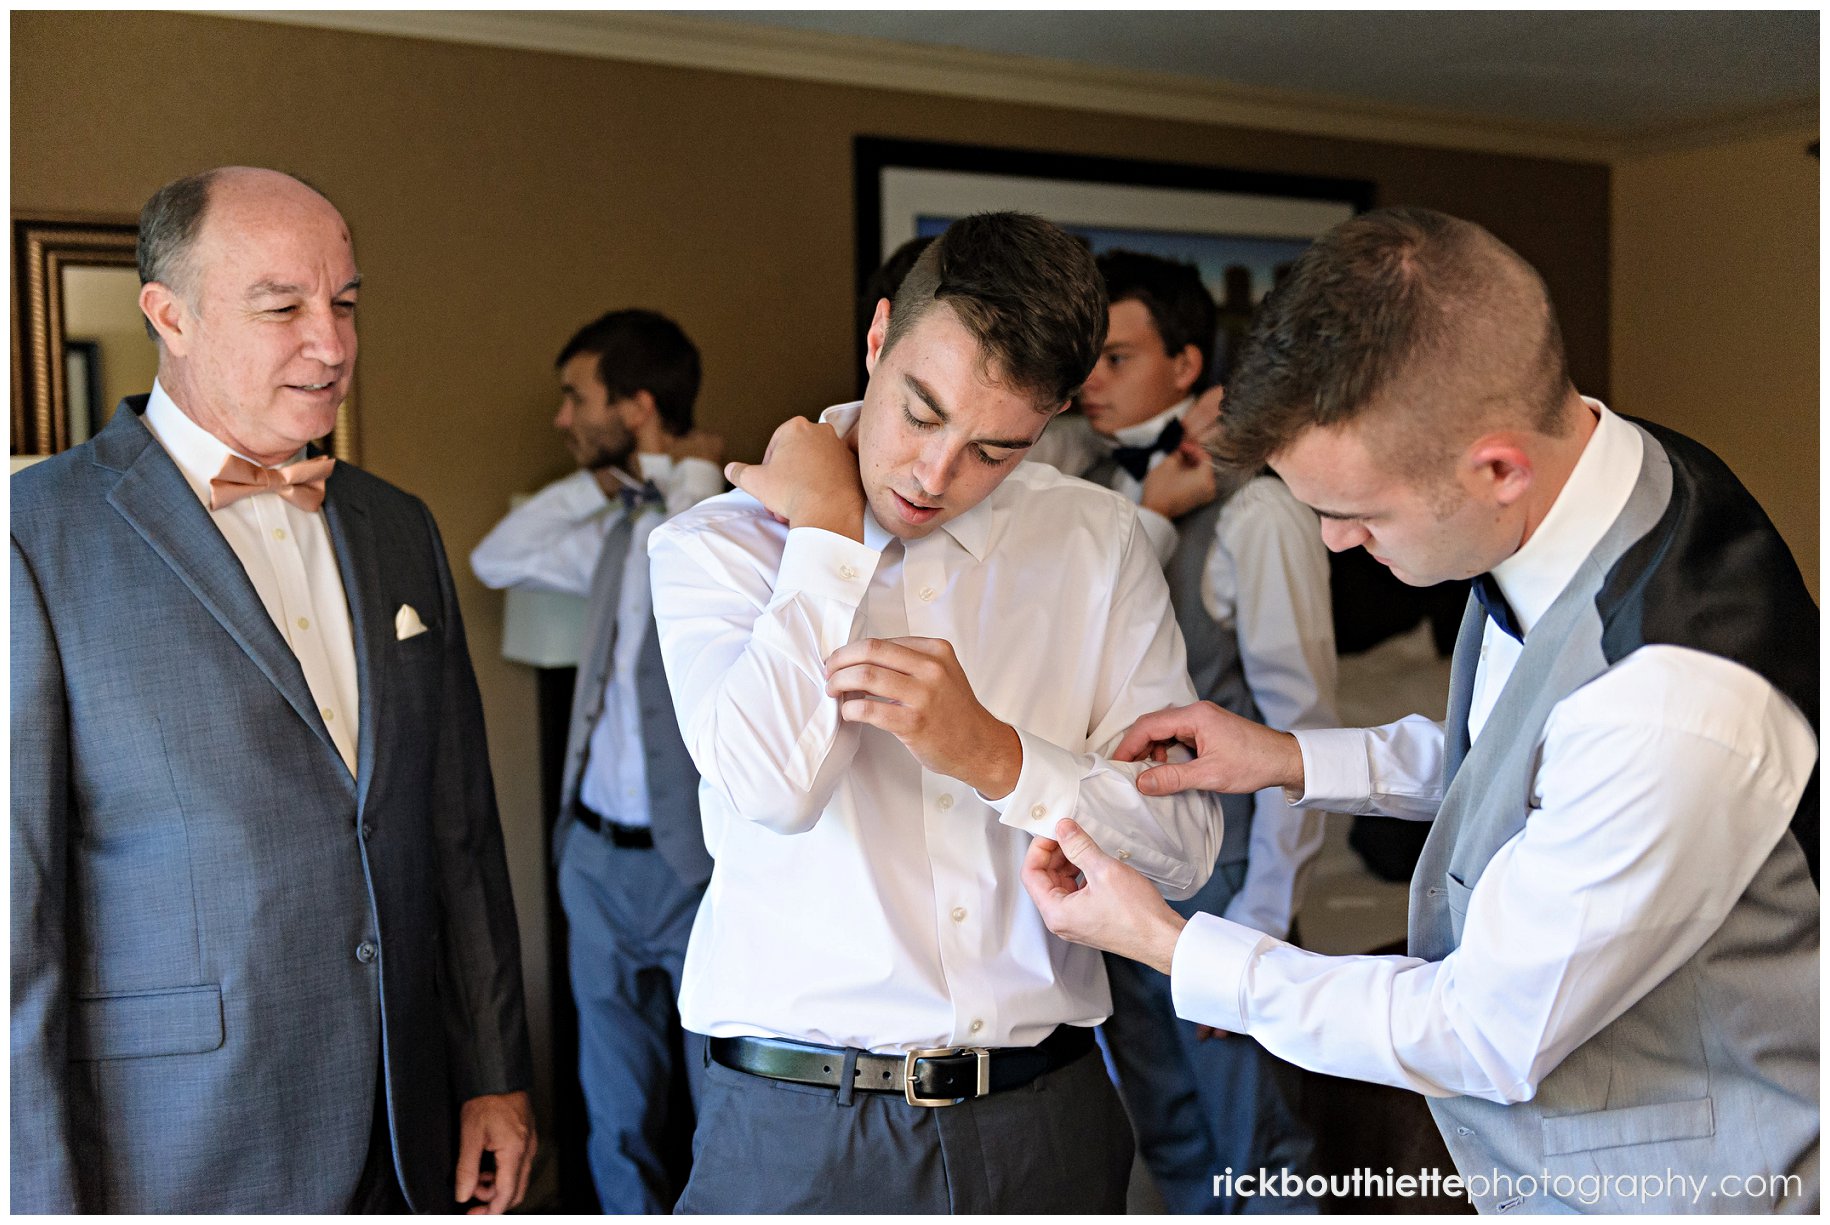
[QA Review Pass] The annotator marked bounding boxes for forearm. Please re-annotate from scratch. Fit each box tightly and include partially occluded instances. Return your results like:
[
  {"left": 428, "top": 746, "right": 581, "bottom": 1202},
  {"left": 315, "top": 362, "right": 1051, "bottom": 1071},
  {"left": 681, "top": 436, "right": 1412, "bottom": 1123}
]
[
  {"left": 1291, "top": 717, "right": 1445, "bottom": 820},
  {"left": 429, "top": 514, "right": 533, "bottom": 1098},
  {"left": 652, "top": 523, "right": 875, "bottom": 835},
  {"left": 469, "top": 471, "right": 612, "bottom": 595}
]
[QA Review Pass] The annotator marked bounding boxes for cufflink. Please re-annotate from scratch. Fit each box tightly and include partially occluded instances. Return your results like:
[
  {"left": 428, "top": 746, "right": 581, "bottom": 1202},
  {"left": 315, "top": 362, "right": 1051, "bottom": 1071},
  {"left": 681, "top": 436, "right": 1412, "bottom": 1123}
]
[{"left": 396, "top": 604, "right": 429, "bottom": 640}]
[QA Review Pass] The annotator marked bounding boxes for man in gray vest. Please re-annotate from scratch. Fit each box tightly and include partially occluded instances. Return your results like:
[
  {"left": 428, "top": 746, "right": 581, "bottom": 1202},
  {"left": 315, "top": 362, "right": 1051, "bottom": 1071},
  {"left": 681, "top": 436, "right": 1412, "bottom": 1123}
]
[
  {"left": 470, "top": 309, "right": 722, "bottom": 1212},
  {"left": 1024, "top": 207, "right": 1818, "bottom": 1213},
  {"left": 1030, "top": 251, "right": 1337, "bottom": 1212}
]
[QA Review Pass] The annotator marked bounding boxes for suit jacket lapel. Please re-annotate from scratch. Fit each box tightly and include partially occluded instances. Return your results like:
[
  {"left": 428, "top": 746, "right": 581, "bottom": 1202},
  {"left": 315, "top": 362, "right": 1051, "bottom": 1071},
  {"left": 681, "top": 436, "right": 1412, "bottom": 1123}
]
[
  {"left": 101, "top": 407, "right": 345, "bottom": 770},
  {"left": 321, "top": 471, "right": 384, "bottom": 813}
]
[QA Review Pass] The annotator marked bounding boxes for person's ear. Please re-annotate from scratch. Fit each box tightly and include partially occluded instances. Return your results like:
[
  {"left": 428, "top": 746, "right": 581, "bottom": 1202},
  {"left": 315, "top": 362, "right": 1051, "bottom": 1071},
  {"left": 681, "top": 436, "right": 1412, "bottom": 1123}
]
[
  {"left": 864, "top": 299, "right": 892, "bottom": 377},
  {"left": 1170, "top": 343, "right": 1204, "bottom": 398},
  {"left": 1463, "top": 432, "right": 1533, "bottom": 508},
  {"left": 140, "top": 282, "right": 192, "bottom": 356},
  {"left": 620, "top": 389, "right": 659, "bottom": 430}
]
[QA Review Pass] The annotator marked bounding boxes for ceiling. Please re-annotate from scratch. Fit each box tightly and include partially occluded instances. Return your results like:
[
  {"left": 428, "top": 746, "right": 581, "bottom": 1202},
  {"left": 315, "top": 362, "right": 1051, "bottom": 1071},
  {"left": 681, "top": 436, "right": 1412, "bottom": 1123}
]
[
  {"left": 697, "top": 10, "right": 1817, "bottom": 141},
  {"left": 232, "top": 9, "right": 1818, "bottom": 160}
]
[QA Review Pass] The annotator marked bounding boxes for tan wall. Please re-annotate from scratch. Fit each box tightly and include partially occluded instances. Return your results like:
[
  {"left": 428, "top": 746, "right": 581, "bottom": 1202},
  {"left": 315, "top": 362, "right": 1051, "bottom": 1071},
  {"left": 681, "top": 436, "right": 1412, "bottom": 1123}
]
[
  {"left": 1612, "top": 129, "right": 1819, "bottom": 595},
  {"left": 12, "top": 9, "right": 1613, "bottom": 1143}
]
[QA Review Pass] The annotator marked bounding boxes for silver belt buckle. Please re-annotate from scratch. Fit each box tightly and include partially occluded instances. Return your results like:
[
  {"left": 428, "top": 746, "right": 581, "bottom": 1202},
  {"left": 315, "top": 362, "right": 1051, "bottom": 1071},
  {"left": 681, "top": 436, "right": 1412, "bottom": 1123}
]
[{"left": 903, "top": 1046, "right": 992, "bottom": 1107}]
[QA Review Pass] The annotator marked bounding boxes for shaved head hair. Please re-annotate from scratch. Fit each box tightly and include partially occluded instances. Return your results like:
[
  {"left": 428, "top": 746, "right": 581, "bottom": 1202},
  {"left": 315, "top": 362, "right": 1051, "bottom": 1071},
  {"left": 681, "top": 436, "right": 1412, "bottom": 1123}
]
[{"left": 1218, "top": 207, "right": 1574, "bottom": 479}]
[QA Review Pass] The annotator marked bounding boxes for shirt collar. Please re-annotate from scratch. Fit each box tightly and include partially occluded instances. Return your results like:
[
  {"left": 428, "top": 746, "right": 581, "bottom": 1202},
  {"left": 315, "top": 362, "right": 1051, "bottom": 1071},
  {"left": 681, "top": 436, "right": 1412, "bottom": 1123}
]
[
  {"left": 1108, "top": 396, "right": 1194, "bottom": 449},
  {"left": 818, "top": 401, "right": 995, "bottom": 562},
  {"left": 142, "top": 379, "right": 307, "bottom": 508},
  {"left": 1490, "top": 397, "right": 1642, "bottom": 635}
]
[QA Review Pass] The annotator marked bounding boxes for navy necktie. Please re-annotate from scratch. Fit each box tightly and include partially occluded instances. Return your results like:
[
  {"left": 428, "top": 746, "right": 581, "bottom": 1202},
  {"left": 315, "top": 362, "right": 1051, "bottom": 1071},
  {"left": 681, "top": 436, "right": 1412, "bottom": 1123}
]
[
  {"left": 1471, "top": 572, "right": 1524, "bottom": 642},
  {"left": 1109, "top": 418, "right": 1185, "bottom": 481},
  {"left": 618, "top": 479, "right": 664, "bottom": 514}
]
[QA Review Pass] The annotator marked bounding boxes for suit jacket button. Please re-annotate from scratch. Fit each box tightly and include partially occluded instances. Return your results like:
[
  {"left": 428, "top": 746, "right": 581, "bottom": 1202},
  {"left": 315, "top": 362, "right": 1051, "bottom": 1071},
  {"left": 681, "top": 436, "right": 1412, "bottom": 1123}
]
[{"left": 356, "top": 941, "right": 378, "bottom": 963}]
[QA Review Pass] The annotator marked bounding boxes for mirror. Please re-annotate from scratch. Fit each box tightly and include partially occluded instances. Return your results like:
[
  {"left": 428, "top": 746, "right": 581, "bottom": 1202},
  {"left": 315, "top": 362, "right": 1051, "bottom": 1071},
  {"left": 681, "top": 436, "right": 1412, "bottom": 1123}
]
[{"left": 12, "top": 214, "right": 359, "bottom": 461}]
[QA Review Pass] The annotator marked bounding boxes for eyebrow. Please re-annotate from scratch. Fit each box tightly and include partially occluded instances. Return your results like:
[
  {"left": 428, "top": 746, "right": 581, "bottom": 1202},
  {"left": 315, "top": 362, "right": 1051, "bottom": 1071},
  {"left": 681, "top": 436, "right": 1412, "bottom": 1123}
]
[
  {"left": 904, "top": 374, "right": 1041, "bottom": 451},
  {"left": 247, "top": 274, "right": 363, "bottom": 299}
]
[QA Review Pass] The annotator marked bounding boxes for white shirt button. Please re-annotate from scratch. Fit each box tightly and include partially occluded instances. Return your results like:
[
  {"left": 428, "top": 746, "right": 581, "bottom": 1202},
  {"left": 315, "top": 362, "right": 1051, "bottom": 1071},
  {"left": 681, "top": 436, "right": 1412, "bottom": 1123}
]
[
  {"left": 1116, "top": 849, "right": 1131, "bottom": 862},
  {"left": 839, "top": 563, "right": 857, "bottom": 580},
  {"left": 950, "top": 907, "right": 967, "bottom": 923},
  {"left": 297, "top": 617, "right": 310, "bottom": 631},
  {"left": 936, "top": 793, "right": 954, "bottom": 811},
  {"left": 322, "top": 707, "right": 335, "bottom": 722},
  {"left": 273, "top": 527, "right": 287, "bottom": 541},
  {"left": 919, "top": 586, "right": 936, "bottom": 602},
  {"left": 969, "top": 1019, "right": 984, "bottom": 1034},
  {"left": 1030, "top": 804, "right": 1047, "bottom": 820}
]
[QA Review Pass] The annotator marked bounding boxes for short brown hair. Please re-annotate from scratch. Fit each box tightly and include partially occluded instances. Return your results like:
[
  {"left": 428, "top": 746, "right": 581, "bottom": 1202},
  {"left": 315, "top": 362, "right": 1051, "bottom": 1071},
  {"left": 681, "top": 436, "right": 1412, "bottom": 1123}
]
[
  {"left": 1218, "top": 207, "right": 1571, "bottom": 473},
  {"left": 882, "top": 212, "right": 1106, "bottom": 409}
]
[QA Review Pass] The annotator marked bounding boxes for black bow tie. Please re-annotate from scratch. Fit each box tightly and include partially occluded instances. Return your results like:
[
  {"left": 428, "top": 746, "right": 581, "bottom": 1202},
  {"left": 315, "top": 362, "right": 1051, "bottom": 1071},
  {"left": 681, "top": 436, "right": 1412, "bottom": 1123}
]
[
  {"left": 618, "top": 480, "right": 664, "bottom": 513},
  {"left": 1109, "top": 418, "right": 1185, "bottom": 482},
  {"left": 1471, "top": 572, "right": 1524, "bottom": 642}
]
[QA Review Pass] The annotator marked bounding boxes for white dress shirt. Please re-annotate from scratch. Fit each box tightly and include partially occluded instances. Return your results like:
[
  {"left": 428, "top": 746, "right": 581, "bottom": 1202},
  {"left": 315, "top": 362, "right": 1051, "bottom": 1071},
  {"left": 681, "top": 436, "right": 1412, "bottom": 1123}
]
[
  {"left": 649, "top": 402, "right": 1225, "bottom": 1054},
  {"left": 470, "top": 455, "right": 723, "bottom": 827},
  {"left": 1169, "top": 401, "right": 1817, "bottom": 1103},
  {"left": 143, "top": 381, "right": 361, "bottom": 776},
  {"left": 1200, "top": 476, "right": 1338, "bottom": 939}
]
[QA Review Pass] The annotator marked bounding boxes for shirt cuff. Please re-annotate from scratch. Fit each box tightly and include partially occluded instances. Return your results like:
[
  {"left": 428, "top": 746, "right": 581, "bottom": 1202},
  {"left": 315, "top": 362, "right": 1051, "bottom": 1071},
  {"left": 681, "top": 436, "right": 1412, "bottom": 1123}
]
[
  {"left": 1170, "top": 911, "right": 1272, "bottom": 1033},
  {"left": 1134, "top": 506, "right": 1178, "bottom": 568},
  {"left": 980, "top": 726, "right": 1080, "bottom": 837},
  {"left": 1287, "top": 726, "right": 1373, "bottom": 810},
  {"left": 771, "top": 527, "right": 881, "bottom": 609}
]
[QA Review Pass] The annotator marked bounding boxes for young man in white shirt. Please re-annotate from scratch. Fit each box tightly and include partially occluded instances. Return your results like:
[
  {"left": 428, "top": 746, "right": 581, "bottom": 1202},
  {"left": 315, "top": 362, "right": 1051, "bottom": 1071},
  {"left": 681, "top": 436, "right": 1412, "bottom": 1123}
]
[
  {"left": 470, "top": 310, "right": 722, "bottom": 1213},
  {"left": 1028, "top": 251, "right": 1337, "bottom": 1213},
  {"left": 1026, "top": 207, "right": 1819, "bottom": 1213},
  {"left": 648, "top": 212, "right": 1228, "bottom": 1213}
]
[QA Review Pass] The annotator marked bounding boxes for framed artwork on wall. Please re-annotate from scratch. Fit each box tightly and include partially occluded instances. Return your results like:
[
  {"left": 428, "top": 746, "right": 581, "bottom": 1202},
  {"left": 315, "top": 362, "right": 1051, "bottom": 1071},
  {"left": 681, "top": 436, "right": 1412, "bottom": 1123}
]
[{"left": 853, "top": 137, "right": 1374, "bottom": 389}]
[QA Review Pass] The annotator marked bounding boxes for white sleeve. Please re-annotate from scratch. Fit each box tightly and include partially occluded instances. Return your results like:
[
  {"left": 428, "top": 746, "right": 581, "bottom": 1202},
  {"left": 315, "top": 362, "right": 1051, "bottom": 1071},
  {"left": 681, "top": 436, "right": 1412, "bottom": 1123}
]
[
  {"left": 1208, "top": 480, "right": 1339, "bottom": 938},
  {"left": 1291, "top": 717, "right": 1447, "bottom": 821},
  {"left": 981, "top": 514, "right": 1227, "bottom": 901},
  {"left": 1172, "top": 649, "right": 1816, "bottom": 1103},
  {"left": 648, "top": 504, "right": 881, "bottom": 841},
  {"left": 468, "top": 470, "right": 613, "bottom": 596}
]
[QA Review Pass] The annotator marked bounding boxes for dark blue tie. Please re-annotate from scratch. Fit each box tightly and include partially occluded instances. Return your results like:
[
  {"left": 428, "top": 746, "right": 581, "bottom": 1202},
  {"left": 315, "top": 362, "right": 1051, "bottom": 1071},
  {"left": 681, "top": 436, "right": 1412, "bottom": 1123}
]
[
  {"left": 1471, "top": 572, "right": 1524, "bottom": 642},
  {"left": 1109, "top": 418, "right": 1185, "bottom": 481},
  {"left": 618, "top": 479, "right": 664, "bottom": 514}
]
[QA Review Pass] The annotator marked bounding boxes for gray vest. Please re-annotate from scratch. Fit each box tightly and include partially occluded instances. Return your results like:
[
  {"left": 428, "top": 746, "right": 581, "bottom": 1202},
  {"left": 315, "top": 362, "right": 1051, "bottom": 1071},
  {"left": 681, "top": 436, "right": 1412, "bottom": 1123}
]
[
  {"left": 556, "top": 511, "right": 713, "bottom": 889},
  {"left": 1412, "top": 423, "right": 1819, "bottom": 1213},
  {"left": 1162, "top": 493, "right": 1257, "bottom": 866}
]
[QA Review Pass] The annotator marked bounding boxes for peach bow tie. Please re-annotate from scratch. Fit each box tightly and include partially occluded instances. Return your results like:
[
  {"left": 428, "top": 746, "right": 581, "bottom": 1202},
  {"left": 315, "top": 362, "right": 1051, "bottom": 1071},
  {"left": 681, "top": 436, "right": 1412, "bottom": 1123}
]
[{"left": 209, "top": 454, "right": 336, "bottom": 512}]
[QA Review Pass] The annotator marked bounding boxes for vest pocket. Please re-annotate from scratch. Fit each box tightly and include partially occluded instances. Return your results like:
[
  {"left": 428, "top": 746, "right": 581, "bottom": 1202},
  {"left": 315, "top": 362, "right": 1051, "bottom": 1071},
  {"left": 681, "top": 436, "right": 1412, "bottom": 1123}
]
[
  {"left": 69, "top": 983, "right": 224, "bottom": 1061},
  {"left": 1540, "top": 1095, "right": 1715, "bottom": 1156},
  {"left": 1444, "top": 873, "right": 1473, "bottom": 944}
]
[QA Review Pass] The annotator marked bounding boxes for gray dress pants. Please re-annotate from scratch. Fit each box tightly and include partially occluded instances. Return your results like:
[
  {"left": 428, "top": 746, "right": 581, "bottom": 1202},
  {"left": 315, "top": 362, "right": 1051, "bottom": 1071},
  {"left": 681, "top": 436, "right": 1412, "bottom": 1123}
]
[{"left": 675, "top": 1038, "right": 1134, "bottom": 1214}]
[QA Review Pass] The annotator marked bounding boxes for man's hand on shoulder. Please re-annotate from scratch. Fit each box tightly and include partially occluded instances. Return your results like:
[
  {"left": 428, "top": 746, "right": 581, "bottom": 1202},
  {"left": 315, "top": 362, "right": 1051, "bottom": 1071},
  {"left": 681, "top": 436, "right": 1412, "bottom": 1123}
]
[
  {"left": 725, "top": 416, "right": 865, "bottom": 540},
  {"left": 825, "top": 636, "right": 1023, "bottom": 798},
  {"left": 1115, "top": 701, "right": 1305, "bottom": 798},
  {"left": 454, "top": 1090, "right": 536, "bottom": 1215}
]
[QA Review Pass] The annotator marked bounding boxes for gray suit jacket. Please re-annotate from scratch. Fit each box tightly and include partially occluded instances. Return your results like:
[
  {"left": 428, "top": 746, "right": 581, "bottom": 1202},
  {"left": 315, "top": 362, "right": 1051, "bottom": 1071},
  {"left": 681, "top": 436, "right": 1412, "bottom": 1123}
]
[{"left": 10, "top": 399, "right": 533, "bottom": 1212}]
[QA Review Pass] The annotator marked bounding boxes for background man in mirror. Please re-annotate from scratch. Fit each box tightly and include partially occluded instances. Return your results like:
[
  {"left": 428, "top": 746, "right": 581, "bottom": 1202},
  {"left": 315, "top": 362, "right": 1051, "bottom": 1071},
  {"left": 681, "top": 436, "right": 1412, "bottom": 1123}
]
[
  {"left": 12, "top": 166, "right": 535, "bottom": 1213},
  {"left": 1027, "top": 206, "right": 1819, "bottom": 1214},
  {"left": 471, "top": 308, "right": 722, "bottom": 1212}
]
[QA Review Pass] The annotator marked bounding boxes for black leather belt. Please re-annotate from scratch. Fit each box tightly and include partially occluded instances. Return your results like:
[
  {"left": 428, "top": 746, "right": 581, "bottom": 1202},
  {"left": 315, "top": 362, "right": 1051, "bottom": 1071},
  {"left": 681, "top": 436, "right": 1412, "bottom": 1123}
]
[
  {"left": 572, "top": 800, "right": 653, "bottom": 849},
  {"left": 709, "top": 1023, "right": 1094, "bottom": 1107}
]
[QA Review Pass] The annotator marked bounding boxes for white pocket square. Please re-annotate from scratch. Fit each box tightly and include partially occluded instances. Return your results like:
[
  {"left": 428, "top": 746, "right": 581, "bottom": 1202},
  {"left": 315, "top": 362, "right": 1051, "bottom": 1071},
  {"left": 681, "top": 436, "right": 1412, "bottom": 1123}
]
[{"left": 395, "top": 604, "right": 429, "bottom": 640}]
